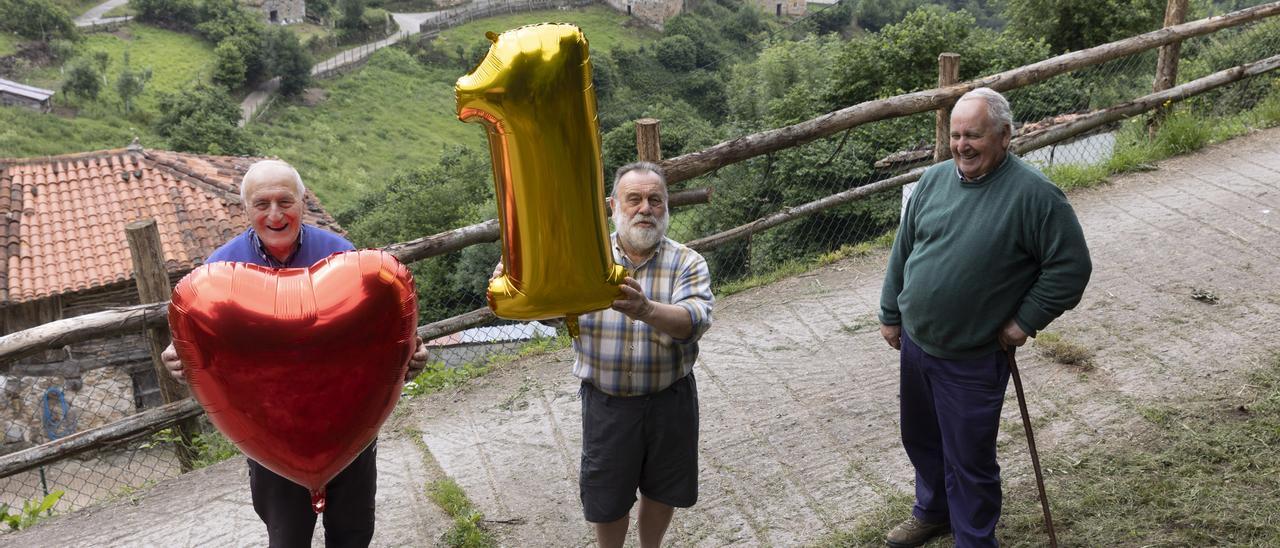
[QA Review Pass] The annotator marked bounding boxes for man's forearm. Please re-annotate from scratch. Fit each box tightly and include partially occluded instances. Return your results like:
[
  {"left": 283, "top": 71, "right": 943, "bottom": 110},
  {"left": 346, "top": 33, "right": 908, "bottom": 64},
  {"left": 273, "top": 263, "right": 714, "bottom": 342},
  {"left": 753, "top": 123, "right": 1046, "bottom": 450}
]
[{"left": 641, "top": 302, "right": 694, "bottom": 340}]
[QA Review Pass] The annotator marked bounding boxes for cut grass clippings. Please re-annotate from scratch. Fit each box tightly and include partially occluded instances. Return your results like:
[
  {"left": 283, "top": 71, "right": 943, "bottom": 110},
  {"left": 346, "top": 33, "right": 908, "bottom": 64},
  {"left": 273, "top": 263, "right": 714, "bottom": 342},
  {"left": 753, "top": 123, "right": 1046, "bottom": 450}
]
[
  {"left": 1033, "top": 332, "right": 1095, "bottom": 369},
  {"left": 815, "top": 354, "right": 1280, "bottom": 547},
  {"left": 428, "top": 477, "right": 496, "bottom": 548}
]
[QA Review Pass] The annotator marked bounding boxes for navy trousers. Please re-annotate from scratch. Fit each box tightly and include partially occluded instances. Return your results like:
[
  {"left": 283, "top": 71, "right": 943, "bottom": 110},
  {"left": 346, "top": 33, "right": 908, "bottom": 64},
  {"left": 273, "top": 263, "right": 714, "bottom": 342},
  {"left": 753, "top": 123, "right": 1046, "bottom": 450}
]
[
  {"left": 900, "top": 332, "right": 1011, "bottom": 547},
  {"left": 248, "top": 442, "right": 378, "bottom": 548}
]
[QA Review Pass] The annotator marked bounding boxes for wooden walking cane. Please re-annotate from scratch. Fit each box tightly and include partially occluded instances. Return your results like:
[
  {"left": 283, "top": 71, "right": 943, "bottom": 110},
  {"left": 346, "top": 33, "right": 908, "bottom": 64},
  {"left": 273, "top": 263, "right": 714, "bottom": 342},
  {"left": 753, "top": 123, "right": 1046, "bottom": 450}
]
[{"left": 1005, "top": 346, "right": 1059, "bottom": 548}]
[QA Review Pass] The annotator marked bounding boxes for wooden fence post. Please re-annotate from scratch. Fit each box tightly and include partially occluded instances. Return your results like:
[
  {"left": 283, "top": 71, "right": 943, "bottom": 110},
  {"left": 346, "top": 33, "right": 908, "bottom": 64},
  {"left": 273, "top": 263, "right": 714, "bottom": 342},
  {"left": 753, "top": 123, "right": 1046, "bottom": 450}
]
[
  {"left": 905, "top": 52, "right": 960, "bottom": 219},
  {"left": 935, "top": 52, "right": 961, "bottom": 161},
  {"left": 1150, "top": 0, "right": 1190, "bottom": 137},
  {"left": 636, "top": 118, "right": 662, "bottom": 163},
  {"left": 125, "top": 219, "right": 196, "bottom": 472}
]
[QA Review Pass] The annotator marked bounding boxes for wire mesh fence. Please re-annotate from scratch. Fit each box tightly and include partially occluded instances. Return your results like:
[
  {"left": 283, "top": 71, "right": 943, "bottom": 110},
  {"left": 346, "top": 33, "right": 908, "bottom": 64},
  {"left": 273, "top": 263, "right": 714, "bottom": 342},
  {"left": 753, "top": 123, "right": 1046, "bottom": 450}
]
[
  {"left": 4, "top": 5, "right": 1280, "bottom": 534},
  {"left": 0, "top": 330, "right": 187, "bottom": 519}
]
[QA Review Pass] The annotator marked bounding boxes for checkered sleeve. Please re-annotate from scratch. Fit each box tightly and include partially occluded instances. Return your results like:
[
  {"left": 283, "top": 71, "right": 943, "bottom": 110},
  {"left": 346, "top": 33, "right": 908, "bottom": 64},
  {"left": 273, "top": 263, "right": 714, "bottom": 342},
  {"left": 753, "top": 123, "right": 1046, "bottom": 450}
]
[{"left": 671, "top": 250, "right": 714, "bottom": 344}]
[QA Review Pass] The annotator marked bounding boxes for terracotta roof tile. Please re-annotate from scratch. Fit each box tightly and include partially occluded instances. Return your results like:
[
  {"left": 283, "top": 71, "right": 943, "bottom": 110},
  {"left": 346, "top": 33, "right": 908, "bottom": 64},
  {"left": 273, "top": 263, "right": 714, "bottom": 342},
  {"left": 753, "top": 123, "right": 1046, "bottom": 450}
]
[{"left": 0, "top": 148, "right": 344, "bottom": 305}]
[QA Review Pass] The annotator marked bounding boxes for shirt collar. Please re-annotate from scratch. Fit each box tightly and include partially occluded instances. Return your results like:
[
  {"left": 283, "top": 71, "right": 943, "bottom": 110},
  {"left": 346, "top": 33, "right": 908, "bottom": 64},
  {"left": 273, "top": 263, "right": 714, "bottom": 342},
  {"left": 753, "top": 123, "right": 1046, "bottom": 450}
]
[
  {"left": 251, "top": 224, "right": 306, "bottom": 268},
  {"left": 955, "top": 153, "right": 1010, "bottom": 183},
  {"left": 611, "top": 232, "right": 665, "bottom": 270}
]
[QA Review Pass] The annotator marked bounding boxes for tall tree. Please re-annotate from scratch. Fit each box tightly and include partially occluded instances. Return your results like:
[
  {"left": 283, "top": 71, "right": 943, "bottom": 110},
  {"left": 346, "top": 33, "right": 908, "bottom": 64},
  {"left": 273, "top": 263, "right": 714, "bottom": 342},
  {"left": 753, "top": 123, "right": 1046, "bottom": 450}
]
[
  {"left": 63, "top": 60, "right": 102, "bottom": 101},
  {"left": 1002, "top": 0, "right": 1165, "bottom": 53},
  {"left": 116, "top": 51, "right": 152, "bottom": 115}
]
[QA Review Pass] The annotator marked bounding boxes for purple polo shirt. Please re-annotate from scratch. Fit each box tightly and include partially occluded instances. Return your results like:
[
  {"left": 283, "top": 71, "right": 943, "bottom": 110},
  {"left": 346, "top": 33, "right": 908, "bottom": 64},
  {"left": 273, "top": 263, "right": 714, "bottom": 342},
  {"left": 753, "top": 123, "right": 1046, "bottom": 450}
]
[{"left": 205, "top": 224, "right": 354, "bottom": 268}]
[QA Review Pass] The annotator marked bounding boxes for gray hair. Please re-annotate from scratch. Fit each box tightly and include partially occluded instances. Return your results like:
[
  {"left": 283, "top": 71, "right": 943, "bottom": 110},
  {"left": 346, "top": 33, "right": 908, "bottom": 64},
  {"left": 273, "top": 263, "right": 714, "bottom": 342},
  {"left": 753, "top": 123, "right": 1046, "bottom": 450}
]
[
  {"left": 611, "top": 161, "right": 668, "bottom": 200},
  {"left": 957, "top": 87, "right": 1014, "bottom": 137},
  {"left": 240, "top": 160, "right": 306, "bottom": 204}
]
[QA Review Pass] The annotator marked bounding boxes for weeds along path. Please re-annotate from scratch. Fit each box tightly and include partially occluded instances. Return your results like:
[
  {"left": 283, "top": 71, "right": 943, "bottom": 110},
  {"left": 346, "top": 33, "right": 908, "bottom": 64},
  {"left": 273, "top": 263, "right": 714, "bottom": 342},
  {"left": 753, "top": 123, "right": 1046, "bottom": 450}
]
[
  {"left": 5, "top": 127, "right": 1278, "bottom": 546},
  {"left": 404, "top": 125, "right": 1280, "bottom": 546}
]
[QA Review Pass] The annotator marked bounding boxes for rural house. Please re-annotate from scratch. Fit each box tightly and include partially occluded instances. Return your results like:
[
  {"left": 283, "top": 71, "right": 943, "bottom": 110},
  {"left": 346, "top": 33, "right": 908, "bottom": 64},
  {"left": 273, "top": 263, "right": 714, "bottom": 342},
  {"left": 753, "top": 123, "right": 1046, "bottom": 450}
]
[
  {"left": 0, "top": 78, "right": 54, "bottom": 113},
  {"left": 0, "top": 143, "right": 342, "bottom": 455}
]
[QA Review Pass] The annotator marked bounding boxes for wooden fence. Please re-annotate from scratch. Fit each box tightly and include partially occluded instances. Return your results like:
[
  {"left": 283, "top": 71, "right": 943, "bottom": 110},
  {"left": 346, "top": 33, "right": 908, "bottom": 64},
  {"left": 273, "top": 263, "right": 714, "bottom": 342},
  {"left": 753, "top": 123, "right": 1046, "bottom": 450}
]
[{"left": 2, "top": 0, "right": 1279, "bottom": 489}]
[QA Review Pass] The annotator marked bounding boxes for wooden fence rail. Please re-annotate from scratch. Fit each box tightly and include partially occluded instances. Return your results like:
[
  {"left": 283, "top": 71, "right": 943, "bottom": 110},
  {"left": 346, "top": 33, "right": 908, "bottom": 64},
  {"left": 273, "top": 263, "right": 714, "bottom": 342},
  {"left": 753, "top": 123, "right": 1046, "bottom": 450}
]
[
  {"left": 659, "top": 1, "right": 1280, "bottom": 185},
  {"left": 0, "top": 188, "right": 711, "bottom": 370}
]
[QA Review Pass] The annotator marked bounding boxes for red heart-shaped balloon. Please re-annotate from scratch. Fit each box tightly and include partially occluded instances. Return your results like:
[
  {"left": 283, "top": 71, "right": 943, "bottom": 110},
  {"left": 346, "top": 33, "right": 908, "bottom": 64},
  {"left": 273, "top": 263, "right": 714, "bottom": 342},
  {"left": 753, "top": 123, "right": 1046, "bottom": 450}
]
[{"left": 169, "top": 250, "right": 417, "bottom": 511}]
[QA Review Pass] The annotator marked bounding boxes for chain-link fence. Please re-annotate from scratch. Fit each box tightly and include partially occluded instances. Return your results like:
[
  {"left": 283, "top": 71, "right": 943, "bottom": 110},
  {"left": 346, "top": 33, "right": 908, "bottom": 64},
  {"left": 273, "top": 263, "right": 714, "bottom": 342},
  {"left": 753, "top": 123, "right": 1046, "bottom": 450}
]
[
  {"left": 1, "top": 330, "right": 187, "bottom": 519},
  {"left": 4, "top": 3, "right": 1280, "bottom": 534}
]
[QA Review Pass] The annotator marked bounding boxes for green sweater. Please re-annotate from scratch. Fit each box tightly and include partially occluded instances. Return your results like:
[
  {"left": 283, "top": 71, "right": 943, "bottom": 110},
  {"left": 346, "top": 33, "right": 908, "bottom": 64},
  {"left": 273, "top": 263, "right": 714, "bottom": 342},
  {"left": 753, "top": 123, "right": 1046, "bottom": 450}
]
[{"left": 879, "top": 155, "right": 1092, "bottom": 359}]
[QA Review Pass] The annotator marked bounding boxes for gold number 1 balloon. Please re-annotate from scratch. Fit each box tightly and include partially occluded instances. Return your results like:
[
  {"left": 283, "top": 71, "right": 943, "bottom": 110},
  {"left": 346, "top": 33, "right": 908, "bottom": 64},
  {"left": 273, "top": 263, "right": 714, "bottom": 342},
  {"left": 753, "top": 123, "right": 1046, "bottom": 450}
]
[{"left": 457, "top": 23, "right": 626, "bottom": 328}]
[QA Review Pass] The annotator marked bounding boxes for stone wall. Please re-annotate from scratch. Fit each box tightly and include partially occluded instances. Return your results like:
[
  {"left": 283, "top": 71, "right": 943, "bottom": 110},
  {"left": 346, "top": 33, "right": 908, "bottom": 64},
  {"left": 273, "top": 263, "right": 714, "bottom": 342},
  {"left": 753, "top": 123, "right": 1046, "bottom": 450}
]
[
  {"left": 599, "top": 0, "right": 682, "bottom": 29},
  {"left": 753, "top": 0, "right": 805, "bottom": 17}
]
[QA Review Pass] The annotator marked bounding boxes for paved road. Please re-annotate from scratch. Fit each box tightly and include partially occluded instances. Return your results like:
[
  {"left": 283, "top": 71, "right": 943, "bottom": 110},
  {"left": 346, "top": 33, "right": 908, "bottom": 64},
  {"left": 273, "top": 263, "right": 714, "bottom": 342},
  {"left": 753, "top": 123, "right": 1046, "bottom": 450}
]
[
  {"left": 240, "top": 12, "right": 441, "bottom": 125},
  {"left": 5, "top": 127, "right": 1279, "bottom": 546},
  {"left": 74, "top": 0, "right": 130, "bottom": 27}
]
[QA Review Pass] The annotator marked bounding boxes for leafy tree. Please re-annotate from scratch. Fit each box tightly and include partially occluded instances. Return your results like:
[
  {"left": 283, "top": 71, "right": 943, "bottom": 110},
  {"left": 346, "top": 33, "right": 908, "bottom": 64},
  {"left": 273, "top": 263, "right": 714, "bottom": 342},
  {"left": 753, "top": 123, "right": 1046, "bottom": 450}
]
[
  {"left": 264, "top": 26, "right": 313, "bottom": 96},
  {"left": 591, "top": 51, "right": 617, "bottom": 101},
  {"left": 855, "top": 0, "right": 930, "bottom": 32},
  {"left": 802, "top": 0, "right": 854, "bottom": 36},
  {"left": 338, "top": 0, "right": 368, "bottom": 35},
  {"left": 212, "top": 40, "right": 248, "bottom": 89},
  {"left": 1002, "top": 0, "right": 1165, "bottom": 53},
  {"left": 116, "top": 51, "right": 151, "bottom": 115},
  {"left": 130, "top": 0, "right": 198, "bottom": 28},
  {"left": 196, "top": 0, "right": 265, "bottom": 43},
  {"left": 226, "top": 34, "right": 270, "bottom": 84},
  {"left": 62, "top": 60, "right": 102, "bottom": 101},
  {"left": 156, "top": 84, "right": 257, "bottom": 155},
  {"left": 655, "top": 35, "right": 698, "bottom": 72},
  {"left": 341, "top": 147, "right": 495, "bottom": 321},
  {"left": 92, "top": 51, "right": 111, "bottom": 83},
  {"left": 0, "top": 0, "right": 77, "bottom": 40},
  {"left": 306, "top": 0, "right": 333, "bottom": 19}
]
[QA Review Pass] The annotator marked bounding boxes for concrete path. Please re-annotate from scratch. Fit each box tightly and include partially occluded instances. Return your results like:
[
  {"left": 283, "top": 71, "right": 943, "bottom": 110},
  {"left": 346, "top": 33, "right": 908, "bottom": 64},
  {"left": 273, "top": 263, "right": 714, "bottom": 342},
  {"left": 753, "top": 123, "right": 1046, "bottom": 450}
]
[
  {"left": 5, "top": 127, "right": 1279, "bottom": 546},
  {"left": 240, "top": 11, "right": 440, "bottom": 125},
  {"left": 74, "top": 0, "right": 130, "bottom": 27}
]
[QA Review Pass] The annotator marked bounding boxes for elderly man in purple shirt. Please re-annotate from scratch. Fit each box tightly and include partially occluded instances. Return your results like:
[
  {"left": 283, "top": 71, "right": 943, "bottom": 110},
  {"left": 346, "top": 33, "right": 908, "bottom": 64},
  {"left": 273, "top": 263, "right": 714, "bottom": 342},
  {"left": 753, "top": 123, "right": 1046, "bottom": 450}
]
[{"left": 162, "top": 160, "right": 428, "bottom": 547}]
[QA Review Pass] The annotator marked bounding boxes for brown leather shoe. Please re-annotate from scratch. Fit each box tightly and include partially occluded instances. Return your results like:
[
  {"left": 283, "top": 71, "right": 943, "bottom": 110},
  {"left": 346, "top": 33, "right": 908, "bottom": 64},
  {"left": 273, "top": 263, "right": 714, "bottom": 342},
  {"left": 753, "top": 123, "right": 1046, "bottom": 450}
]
[{"left": 885, "top": 515, "right": 950, "bottom": 547}]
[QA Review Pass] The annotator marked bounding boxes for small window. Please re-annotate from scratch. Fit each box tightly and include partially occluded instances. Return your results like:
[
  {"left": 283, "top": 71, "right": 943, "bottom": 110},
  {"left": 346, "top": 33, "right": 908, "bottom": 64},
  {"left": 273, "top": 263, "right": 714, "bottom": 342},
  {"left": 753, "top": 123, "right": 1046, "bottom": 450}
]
[
  {"left": 270, "top": 9, "right": 279, "bottom": 22},
  {"left": 776, "top": 3, "right": 782, "bottom": 16}
]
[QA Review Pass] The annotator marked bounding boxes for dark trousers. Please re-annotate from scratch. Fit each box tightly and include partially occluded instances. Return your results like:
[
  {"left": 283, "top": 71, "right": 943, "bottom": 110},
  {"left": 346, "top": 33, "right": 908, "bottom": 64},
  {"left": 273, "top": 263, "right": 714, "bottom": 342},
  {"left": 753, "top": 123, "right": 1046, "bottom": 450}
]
[
  {"left": 900, "top": 332, "right": 1010, "bottom": 548},
  {"left": 248, "top": 442, "right": 378, "bottom": 548}
]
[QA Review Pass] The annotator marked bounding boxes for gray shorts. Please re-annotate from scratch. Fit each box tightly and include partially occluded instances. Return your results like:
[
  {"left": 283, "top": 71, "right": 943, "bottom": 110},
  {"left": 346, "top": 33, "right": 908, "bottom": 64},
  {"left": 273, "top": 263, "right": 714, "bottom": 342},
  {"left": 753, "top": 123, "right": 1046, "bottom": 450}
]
[{"left": 578, "top": 373, "right": 699, "bottom": 523}]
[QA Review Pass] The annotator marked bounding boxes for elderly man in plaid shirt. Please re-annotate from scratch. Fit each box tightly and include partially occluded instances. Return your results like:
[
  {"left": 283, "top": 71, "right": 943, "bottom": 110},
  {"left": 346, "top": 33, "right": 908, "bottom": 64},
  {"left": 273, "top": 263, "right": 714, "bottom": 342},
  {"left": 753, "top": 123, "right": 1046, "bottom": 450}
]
[{"left": 575, "top": 161, "right": 713, "bottom": 548}]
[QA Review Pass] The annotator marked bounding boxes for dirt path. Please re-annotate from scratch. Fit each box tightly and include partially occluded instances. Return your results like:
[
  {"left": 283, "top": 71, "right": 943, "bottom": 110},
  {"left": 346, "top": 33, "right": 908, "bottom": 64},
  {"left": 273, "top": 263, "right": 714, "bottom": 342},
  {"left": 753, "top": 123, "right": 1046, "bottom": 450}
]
[
  {"left": 404, "top": 126, "right": 1280, "bottom": 546},
  {"left": 5, "top": 127, "right": 1278, "bottom": 546}
]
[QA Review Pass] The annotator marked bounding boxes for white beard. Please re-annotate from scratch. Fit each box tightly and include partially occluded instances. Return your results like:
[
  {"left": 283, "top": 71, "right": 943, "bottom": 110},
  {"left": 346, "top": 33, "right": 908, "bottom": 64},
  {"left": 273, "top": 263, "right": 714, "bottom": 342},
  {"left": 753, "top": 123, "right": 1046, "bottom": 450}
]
[{"left": 613, "top": 208, "right": 668, "bottom": 254}]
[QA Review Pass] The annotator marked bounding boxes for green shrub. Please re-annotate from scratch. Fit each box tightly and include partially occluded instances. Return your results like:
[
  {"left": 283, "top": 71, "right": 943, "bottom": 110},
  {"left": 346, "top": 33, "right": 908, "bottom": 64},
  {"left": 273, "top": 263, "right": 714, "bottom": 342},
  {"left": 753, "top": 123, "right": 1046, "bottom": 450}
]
[{"left": 156, "top": 83, "right": 257, "bottom": 154}]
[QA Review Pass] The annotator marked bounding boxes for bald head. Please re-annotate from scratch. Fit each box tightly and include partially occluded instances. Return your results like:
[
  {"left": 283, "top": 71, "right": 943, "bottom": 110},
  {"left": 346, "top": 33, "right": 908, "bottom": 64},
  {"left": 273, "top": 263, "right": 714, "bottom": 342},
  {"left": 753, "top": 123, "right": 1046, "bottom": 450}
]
[{"left": 241, "top": 160, "right": 306, "bottom": 205}]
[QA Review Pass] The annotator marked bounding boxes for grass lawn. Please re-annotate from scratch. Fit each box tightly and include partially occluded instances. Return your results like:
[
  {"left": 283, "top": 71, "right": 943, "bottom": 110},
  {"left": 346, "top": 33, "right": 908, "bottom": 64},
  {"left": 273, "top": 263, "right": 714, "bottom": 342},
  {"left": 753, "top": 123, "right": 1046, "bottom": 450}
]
[
  {"left": 16, "top": 24, "right": 214, "bottom": 107},
  {"left": 431, "top": 4, "right": 657, "bottom": 56},
  {"left": 75, "top": 24, "right": 216, "bottom": 113},
  {"left": 252, "top": 47, "right": 486, "bottom": 210},
  {"left": 0, "top": 105, "right": 159, "bottom": 157},
  {"left": 0, "top": 23, "right": 211, "bottom": 158},
  {"left": 0, "top": 32, "right": 18, "bottom": 57}
]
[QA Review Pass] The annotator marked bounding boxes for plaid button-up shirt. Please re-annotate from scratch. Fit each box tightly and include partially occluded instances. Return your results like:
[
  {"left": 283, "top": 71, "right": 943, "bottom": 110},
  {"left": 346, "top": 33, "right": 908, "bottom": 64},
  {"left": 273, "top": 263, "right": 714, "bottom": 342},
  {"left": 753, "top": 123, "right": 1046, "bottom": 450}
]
[{"left": 572, "top": 234, "right": 714, "bottom": 396}]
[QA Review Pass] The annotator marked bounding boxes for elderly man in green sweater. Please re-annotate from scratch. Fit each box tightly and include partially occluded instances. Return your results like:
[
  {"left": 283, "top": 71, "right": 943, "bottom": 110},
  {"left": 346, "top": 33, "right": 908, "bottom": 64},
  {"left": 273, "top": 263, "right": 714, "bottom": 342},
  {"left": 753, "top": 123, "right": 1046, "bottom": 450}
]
[{"left": 878, "top": 87, "right": 1092, "bottom": 547}]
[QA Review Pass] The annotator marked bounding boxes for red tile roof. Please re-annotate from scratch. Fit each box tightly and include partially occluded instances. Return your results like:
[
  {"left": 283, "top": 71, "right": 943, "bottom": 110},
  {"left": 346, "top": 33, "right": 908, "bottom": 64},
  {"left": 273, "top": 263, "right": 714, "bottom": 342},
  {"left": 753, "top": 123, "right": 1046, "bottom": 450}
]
[{"left": 0, "top": 147, "right": 343, "bottom": 305}]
